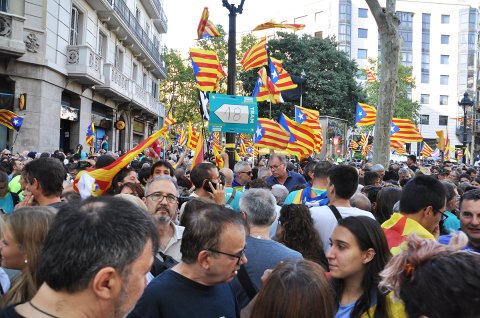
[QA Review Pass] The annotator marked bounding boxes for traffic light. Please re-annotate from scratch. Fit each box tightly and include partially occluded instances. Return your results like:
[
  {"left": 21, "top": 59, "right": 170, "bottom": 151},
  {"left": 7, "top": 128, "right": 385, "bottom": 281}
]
[{"left": 436, "top": 130, "right": 445, "bottom": 151}]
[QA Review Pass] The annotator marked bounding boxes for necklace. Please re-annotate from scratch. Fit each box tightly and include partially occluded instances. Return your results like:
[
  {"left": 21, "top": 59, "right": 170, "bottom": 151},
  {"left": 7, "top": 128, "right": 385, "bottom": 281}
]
[{"left": 29, "top": 301, "right": 59, "bottom": 318}]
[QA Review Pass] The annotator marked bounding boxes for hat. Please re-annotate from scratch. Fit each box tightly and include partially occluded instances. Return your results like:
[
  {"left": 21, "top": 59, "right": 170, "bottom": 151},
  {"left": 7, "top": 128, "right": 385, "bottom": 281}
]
[{"left": 27, "top": 151, "right": 37, "bottom": 159}]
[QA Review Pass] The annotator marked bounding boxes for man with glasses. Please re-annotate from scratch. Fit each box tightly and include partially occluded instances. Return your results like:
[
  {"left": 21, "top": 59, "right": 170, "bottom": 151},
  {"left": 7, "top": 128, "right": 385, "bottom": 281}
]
[
  {"left": 265, "top": 154, "right": 307, "bottom": 191},
  {"left": 439, "top": 188, "right": 480, "bottom": 253},
  {"left": 143, "top": 175, "right": 184, "bottom": 262},
  {"left": 232, "top": 161, "right": 253, "bottom": 190},
  {"left": 128, "top": 204, "right": 247, "bottom": 318},
  {"left": 382, "top": 175, "right": 447, "bottom": 255}
]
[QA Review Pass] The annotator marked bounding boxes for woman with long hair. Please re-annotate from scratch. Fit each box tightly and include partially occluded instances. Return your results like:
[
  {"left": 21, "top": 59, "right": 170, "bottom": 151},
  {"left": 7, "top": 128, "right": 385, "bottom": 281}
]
[
  {"left": 276, "top": 204, "right": 328, "bottom": 270},
  {"left": 0, "top": 206, "right": 55, "bottom": 307},
  {"left": 248, "top": 259, "right": 334, "bottom": 318},
  {"left": 327, "top": 216, "right": 403, "bottom": 318},
  {"left": 375, "top": 187, "right": 402, "bottom": 224}
]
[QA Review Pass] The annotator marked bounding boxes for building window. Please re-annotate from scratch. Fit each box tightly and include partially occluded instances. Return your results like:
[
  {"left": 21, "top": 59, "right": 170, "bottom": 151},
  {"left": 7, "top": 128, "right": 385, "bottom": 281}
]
[
  {"left": 440, "top": 55, "right": 449, "bottom": 65},
  {"left": 440, "top": 75, "right": 449, "bottom": 85},
  {"left": 70, "top": 6, "right": 80, "bottom": 45},
  {"left": 421, "top": 94, "right": 430, "bottom": 104},
  {"left": 135, "top": 7, "right": 141, "bottom": 22},
  {"left": 440, "top": 95, "right": 449, "bottom": 105},
  {"left": 0, "top": 0, "right": 9, "bottom": 12},
  {"left": 114, "top": 45, "right": 124, "bottom": 71},
  {"left": 143, "top": 73, "right": 148, "bottom": 90},
  {"left": 98, "top": 32, "right": 107, "bottom": 58},
  {"left": 358, "top": 28, "right": 368, "bottom": 38},
  {"left": 441, "top": 34, "right": 450, "bottom": 44},
  {"left": 356, "top": 70, "right": 367, "bottom": 80},
  {"left": 421, "top": 73, "right": 429, "bottom": 84},
  {"left": 132, "top": 63, "right": 138, "bottom": 83},
  {"left": 441, "top": 15, "right": 450, "bottom": 24},
  {"left": 151, "top": 80, "right": 158, "bottom": 98},
  {"left": 358, "top": 8, "right": 368, "bottom": 18},
  {"left": 357, "top": 49, "right": 367, "bottom": 59},
  {"left": 439, "top": 115, "right": 448, "bottom": 126},
  {"left": 420, "top": 115, "right": 430, "bottom": 125}
]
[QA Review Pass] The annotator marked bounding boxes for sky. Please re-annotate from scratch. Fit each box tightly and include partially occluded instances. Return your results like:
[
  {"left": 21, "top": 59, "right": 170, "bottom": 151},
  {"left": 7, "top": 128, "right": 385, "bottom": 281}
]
[{"left": 163, "top": 0, "right": 324, "bottom": 56}]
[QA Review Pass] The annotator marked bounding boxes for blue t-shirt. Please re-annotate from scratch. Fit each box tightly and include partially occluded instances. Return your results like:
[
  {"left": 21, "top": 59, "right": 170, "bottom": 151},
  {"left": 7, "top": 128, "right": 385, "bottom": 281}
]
[
  {"left": 265, "top": 171, "right": 307, "bottom": 192},
  {"left": 128, "top": 269, "right": 239, "bottom": 318},
  {"left": 336, "top": 301, "right": 356, "bottom": 318},
  {"left": 443, "top": 210, "right": 460, "bottom": 232},
  {"left": 230, "top": 236, "right": 303, "bottom": 308}
]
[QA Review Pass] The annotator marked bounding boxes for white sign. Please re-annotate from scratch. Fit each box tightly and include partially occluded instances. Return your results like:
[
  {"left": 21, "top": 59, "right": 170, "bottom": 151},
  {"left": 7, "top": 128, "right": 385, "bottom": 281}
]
[{"left": 213, "top": 104, "right": 249, "bottom": 124}]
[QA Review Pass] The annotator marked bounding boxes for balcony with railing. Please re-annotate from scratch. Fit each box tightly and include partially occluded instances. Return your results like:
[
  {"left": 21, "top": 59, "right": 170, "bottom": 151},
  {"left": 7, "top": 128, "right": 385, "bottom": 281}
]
[
  {"left": 131, "top": 82, "right": 163, "bottom": 116},
  {"left": 66, "top": 45, "right": 104, "bottom": 86},
  {"left": 96, "top": 63, "right": 131, "bottom": 101},
  {"left": 140, "top": 0, "right": 168, "bottom": 33},
  {"left": 0, "top": 11, "right": 26, "bottom": 57},
  {"left": 98, "top": 0, "right": 167, "bottom": 79}
]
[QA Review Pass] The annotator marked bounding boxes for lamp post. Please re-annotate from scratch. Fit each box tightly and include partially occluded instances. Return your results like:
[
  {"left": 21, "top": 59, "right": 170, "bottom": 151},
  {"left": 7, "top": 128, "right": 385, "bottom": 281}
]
[
  {"left": 222, "top": 0, "right": 245, "bottom": 168},
  {"left": 458, "top": 92, "right": 474, "bottom": 164}
]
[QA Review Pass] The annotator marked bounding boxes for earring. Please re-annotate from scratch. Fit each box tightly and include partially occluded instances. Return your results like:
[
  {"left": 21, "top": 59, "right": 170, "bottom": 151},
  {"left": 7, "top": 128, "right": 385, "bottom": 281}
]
[{"left": 24, "top": 259, "right": 28, "bottom": 264}]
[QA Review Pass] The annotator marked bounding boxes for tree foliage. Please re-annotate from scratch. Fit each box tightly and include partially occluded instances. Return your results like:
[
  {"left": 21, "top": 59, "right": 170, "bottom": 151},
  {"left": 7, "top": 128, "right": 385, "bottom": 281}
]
[
  {"left": 238, "top": 32, "right": 365, "bottom": 123},
  {"left": 363, "top": 58, "right": 420, "bottom": 123}
]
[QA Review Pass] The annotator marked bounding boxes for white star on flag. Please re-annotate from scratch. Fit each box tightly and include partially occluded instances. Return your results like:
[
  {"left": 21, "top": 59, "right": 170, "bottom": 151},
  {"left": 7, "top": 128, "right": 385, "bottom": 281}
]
[
  {"left": 13, "top": 119, "right": 18, "bottom": 125},
  {"left": 297, "top": 113, "right": 304, "bottom": 121},
  {"left": 270, "top": 69, "right": 278, "bottom": 80},
  {"left": 256, "top": 127, "right": 263, "bottom": 137}
]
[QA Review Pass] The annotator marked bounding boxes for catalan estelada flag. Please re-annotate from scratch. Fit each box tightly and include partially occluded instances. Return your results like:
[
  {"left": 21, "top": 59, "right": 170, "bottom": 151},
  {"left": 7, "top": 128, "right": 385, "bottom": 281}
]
[
  {"left": 355, "top": 103, "right": 376, "bottom": 126},
  {"left": 393, "top": 147, "right": 408, "bottom": 156},
  {"left": 269, "top": 57, "right": 297, "bottom": 91},
  {"left": 239, "top": 139, "right": 247, "bottom": 155},
  {"left": 390, "top": 140, "right": 405, "bottom": 149},
  {"left": 367, "top": 69, "right": 377, "bottom": 82},
  {"left": 253, "top": 20, "right": 305, "bottom": 31},
  {"left": 295, "top": 105, "right": 323, "bottom": 152},
  {"left": 254, "top": 118, "right": 290, "bottom": 151},
  {"left": 279, "top": 113, "right": 315, "bottom": 158},
  {"left": 349, "top": 140, "right": 359, "bottom": 150},
  {"left": 190, "top": 48, "right": 226, "bottom": 92},
  {"left": 191, "top": 131, "right": 204, "bottom": 169},
  {"left": 177, "top": 127, "right": 187, "bottom": 146},
  {"left": 197, "top": 7, "right": 221, "bottom": 39},
  {"left": 390, "top": 118, "right": 423, "bottom": 142},
  {"left": 241, "top": 38, "right": 268, "bottom": 71},
  {"left": 419, "top": 141, "right": 433, "bottom": 158},
  {"left": 360, "top": 133, "right": 370, "bottom": 156},
  {"left": 0, "top": 109, "right": 23, "bottom": 131},
  {"left": 159, "top": 113, "right": 176, "bottom": 137},
  {"left": 382, "top": 213, "right": 435, "bottom": 256},
  {"left": 74, "top": 130, "right": 165, "bottom": 198},
  {"left": 252, "top": 67, "right": 282, "bottom": 104},
  {"left": 86, "top": 122, "right": 95, "bottom": 148},
  {"left": 187, "top": 122, "right": 200, "bottom": 150}
]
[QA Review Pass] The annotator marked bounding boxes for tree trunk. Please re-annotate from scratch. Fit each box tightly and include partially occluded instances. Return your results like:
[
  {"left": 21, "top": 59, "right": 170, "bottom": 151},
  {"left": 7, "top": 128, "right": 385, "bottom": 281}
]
[{"left": 366, "top": 0, "right": 401, "bottom": 167}]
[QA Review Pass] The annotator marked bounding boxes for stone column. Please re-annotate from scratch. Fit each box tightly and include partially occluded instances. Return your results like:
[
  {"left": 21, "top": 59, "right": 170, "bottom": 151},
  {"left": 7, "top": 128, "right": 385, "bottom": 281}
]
[{"left": 70, "top": 95, "right": 92, "bottom": 152}]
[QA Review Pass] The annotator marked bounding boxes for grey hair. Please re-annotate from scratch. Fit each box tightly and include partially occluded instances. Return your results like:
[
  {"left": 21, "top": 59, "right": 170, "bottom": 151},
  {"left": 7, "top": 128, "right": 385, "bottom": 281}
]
[
  {"left": 268, "top": 154, "right": 287, "bottom": 164},
  {"left": 239, "top": 188, "right": 277, "bottom": 226},
  {"left": 145, "top": 175, "right": 179, "bottom": 196},
  {"left": 398, "top": 167, "right": 410, "bottom": 175},
  {"left": 257, "top": 167, "right": 271, "bottom": 179},
  {"left": 371, "top": 164, "right": 385, "bottom": 172},
  {"left": 271, "top": 184, "right": 289, "bottom": 205},
  {"left": 233, "top": 161, "right": 252, "bottom": 173}
]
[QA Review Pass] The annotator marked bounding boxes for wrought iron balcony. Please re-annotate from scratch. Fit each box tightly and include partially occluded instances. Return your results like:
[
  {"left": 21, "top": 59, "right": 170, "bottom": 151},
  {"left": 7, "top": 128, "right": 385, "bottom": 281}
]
[
  {"left": 66, "top": 45, "right": 104, "bottom": 86},
  {"left": 0, "top": 11, "right": 26, "bottom": 57}
]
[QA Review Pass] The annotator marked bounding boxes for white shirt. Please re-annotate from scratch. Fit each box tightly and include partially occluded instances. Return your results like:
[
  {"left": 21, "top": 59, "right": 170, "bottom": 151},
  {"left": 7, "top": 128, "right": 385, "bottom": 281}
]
[{"left": 310, "top": 205, "right": 375, "bottom": 253}]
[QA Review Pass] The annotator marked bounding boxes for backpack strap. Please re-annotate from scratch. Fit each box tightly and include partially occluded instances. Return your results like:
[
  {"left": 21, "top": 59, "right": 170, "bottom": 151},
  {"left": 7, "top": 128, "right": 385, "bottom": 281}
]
[
  {"left": 328, "top": 205, "right": 343, "bottom": 221},
  {"left": 237, "top": 265, "right": 257, "bottom": 300},
  {"left": 226, "top": 188, "right": 236, "bottom": 205}
]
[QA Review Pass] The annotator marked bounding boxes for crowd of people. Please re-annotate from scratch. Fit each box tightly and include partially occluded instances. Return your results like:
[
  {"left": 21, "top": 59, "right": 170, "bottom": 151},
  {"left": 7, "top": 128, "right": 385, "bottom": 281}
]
[{"left": 0, "top": 146, "right": 478, "bottom": 317}]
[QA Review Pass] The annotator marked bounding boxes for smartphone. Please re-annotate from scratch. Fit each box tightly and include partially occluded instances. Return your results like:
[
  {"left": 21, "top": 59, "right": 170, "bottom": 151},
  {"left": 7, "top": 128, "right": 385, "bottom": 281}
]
[{"left": 202, "top": 180, "right": 218, "bottom": 193}]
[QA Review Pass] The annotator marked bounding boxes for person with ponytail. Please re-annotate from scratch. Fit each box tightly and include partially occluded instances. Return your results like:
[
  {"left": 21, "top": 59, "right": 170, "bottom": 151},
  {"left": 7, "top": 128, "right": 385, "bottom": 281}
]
[
  {"left": 327, "top": 216, "right": 405, "bottom": 318},
  {"left": 380, "top": 234, "right": 480, "bottom": 318}
]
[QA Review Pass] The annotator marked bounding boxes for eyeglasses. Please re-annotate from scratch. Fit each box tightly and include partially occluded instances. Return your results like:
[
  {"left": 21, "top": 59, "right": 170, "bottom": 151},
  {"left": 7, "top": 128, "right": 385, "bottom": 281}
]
[
  {"left": 145, "top": 192, "right": 178, "bottom": 204},
  {"left": 238, "top": 171, "right": 253, "bottom": 175},
  {"left": 207, "top": 248, "right": 246, "bottom": 265},
  {"left": 434, "top": 209, "right": 449, "bottom": 222},
  {"left": 268, "top": 163, "right": 284, "bottom": 170}
]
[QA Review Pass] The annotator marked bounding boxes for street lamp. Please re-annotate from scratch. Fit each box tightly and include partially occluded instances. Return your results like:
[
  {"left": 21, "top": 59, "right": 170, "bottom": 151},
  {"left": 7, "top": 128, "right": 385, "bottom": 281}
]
[
  {"left": 222, "top": 0, "right": 245, "bottom": 168},
  {"left": 458, "top": 92, "right": 474, "bottom": 164}
]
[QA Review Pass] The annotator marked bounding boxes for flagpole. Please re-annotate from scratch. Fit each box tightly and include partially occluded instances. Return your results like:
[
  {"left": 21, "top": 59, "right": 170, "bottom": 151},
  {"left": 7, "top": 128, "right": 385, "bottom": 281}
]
[
  {"left": 269, "top": 100, "right": 272, "bottom": 119},
  {"left": 11, "top": 131, "right": 19, "bottom": 152}
]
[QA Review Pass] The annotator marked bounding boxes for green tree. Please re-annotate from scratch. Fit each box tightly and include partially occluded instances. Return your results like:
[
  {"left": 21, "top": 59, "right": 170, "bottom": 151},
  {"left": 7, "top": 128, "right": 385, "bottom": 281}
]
[
  {"left": 159, "top": 48, "right": 200, "bottom": 125},
  {"left": 238, "top": 32, "right": 365, "bottom": 122},
  {"left": 363, "top": 58, "right": 420, "bottom": 122}
]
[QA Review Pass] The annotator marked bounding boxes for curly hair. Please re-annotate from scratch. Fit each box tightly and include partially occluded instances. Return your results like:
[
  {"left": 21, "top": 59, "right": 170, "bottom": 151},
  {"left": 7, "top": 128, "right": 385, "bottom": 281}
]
[{"left": 277, "top": 204, "right": 328, "bottom": 270}]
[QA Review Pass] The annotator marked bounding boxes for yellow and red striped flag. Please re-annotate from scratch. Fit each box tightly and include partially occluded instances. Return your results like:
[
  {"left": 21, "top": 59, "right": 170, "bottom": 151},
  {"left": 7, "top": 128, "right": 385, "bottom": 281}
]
[
  {"left": 240, "top": 38, "right": 268, "bottom": 70},
  {"left": 187, "top": 122, "right": 200, "bottom": 150},
  {"left": 254, "top": 118, "right": 290, "bottom": 151},
  {"left": 390, "top": 118, "right": 423, "bottom": 143},
  {"left": 252, "top": 67, "right": 282, "bottom": 104},
  {"left": 212, "top": 144, "right": 224, "bottom": 168},
  {"left": 349, "top": 140, "right": 359, "bottom": 150},
  {"left": 74, "top": 130, "right": 163, "bottom": 198},
  {"left": 355, "top": 103, "right": 377, "bottom": 126},
  {"left": 279, "top": 113, "right": 315, "bottom": 158},
  {"left": 239, "top": 139, "right": 247, "bottom": 155},
  {"left": 253, "top": 20, "right": 305, "bottom": 31},
  {"left": 177, "top": 127, "right": 187, "bottom": 146},
  {"left": 294, "top": 105, "right": 323, "bottom": 152},
  {"left": 191, "top": 131, "right": 204, "bottom": 169},
  {"left": 86, "top": 122, "right": 95, "bottom": 148},
  {"left": 420, "top": 141, "right": 433, "bottom": 158},
  {"left": 197, "top": 7, "right": 221, "bottom": 39},
  {"left": 367, "top": 69, "right": 377, "bottom": 82},
  {"left": 159, "top": 113, "right": 176, "bottom": 137},
  {"left": 269, "top": 57, "right": 297, "bottom": 91},
  {"left": 190, "top": 48, "right": 226, "bottom": 92}
]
